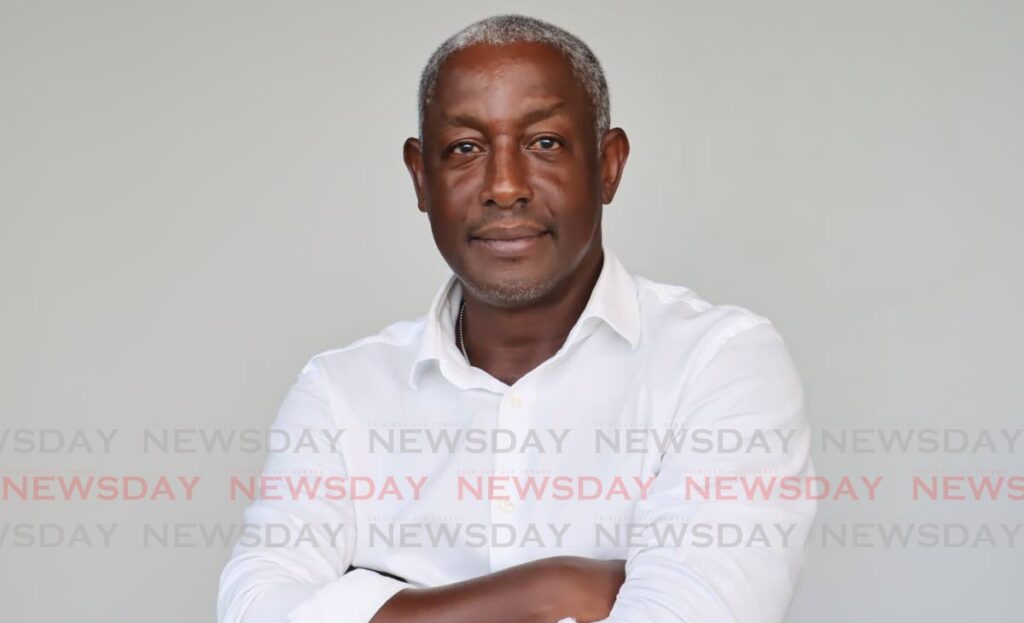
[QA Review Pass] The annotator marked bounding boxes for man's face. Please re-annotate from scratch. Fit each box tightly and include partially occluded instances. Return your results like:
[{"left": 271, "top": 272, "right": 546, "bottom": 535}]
[{"left": 404, "top": 41, "right": 627, "bottom": 307}]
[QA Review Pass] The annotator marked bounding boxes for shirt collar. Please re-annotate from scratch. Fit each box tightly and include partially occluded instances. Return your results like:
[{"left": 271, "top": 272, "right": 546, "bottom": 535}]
[{"left": 408, "top": 247, "right": 641, "bottom": 390}]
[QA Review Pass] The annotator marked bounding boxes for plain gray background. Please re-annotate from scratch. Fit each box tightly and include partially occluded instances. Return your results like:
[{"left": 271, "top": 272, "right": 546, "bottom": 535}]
[{"left": 1, "top": 1, "right": 1021, "bottom": 621}]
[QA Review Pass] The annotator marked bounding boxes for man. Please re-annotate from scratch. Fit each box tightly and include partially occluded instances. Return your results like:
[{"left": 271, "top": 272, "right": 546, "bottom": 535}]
[{"left": 218, "top": 14, "right": 815, "bottom": 623}]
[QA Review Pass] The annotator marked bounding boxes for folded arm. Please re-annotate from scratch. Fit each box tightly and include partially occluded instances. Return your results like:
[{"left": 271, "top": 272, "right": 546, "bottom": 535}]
[
  {"left": 217, "top": 359, "right": 625, "bottom": 623},
  {"left": 594, "top": 320, "right": 817, "bottom": 623}
]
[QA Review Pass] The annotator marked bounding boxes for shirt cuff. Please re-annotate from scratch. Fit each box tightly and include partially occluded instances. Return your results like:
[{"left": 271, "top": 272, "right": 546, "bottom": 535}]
[{"left": 285, "top": 568, "right": 412, "bottom": 623}]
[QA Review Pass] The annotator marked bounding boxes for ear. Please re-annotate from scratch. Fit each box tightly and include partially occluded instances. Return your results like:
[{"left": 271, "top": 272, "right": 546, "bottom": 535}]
[
  {"left": 598, "top": 128, "right": 630, "bottom": 204},
  {"left": 403, "top": 137, "right": 428, "bottom": 213}
]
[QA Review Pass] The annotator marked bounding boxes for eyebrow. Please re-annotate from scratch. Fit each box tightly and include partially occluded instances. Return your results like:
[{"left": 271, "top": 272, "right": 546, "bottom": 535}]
[{"left": 442, "top": 100, "right": 567, "bottom": 130}]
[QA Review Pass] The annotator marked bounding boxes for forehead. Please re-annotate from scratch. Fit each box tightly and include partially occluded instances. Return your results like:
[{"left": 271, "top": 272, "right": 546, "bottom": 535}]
[{"left": 428, "top": 41, "right": 592, "bottom": 127}]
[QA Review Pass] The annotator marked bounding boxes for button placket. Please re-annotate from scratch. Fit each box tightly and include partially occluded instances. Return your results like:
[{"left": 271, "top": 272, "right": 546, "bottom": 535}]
[{"left": 488, "top": 389, "right": 531, "bottom": 570}]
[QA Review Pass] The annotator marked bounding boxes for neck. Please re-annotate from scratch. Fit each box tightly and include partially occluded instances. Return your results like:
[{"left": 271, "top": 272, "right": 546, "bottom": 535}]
[{"left": 459, "top": 245, "right": 605, "bottom": 386}]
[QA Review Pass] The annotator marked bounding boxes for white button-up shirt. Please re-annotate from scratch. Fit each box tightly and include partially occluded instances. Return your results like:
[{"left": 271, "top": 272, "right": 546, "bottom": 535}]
[{"left": 218, "top": 249, "right": 816, "bottom": 623}]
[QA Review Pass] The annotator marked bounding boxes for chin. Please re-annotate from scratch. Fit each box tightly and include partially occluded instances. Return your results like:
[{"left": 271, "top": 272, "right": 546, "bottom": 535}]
[{"left": 460, "top": 271, "right": 560, "bottom": 307}]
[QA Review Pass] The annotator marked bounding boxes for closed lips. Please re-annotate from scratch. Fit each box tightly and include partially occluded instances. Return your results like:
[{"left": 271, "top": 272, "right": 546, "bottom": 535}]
[{"left": 472, "top": 225, "right": 548, "bottom": 240}]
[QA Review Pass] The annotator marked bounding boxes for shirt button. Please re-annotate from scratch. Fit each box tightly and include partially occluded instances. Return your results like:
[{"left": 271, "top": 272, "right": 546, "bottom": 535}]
[
  {"left": 498, "top": 499, "right": 515, "bottom": 512},
  {"left": 509, "top": 394, "right": 524, "bottom": 409}
]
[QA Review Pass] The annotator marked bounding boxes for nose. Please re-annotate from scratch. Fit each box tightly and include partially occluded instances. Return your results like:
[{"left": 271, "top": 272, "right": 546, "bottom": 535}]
[{"left": 480, "top": 138, "right": 532, "bottom": 209}]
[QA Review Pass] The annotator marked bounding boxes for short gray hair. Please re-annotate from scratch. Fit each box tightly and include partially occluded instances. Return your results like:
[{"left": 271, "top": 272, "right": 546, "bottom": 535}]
[{"left": 417, "top": 14, "right": 611, "bottom": 149}]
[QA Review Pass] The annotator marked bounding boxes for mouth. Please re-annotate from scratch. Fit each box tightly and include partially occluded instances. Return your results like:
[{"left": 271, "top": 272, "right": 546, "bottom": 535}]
[{"left": 470, "top": 225, "right": 551, "bottom": 257}]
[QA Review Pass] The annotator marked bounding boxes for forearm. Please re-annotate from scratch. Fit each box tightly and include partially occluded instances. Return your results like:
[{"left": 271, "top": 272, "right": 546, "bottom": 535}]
[
  {"left": 370, "top": 556, "right": 624, "bottom": 623},
  {"left": 371, "top": 561, "right": 559, "bottom": 623}
]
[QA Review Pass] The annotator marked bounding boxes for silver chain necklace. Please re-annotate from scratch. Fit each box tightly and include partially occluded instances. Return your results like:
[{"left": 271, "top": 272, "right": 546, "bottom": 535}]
[{"left": 457, "top": 298, "right": 470, "bottom": 362}]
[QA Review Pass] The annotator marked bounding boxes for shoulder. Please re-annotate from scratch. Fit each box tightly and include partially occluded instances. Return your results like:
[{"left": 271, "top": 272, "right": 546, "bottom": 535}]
[
  {"left": 298, "top": 315, "right": 428, "bottom": 381},
  {"left": 636, "top": 275, "right": 776, "bottom": 339},
  {"left": 632, "top": 274, "right": 790, "bottom": 378},
  {"left": 631, "top": 276, "right": 804, "bottom": 430}
]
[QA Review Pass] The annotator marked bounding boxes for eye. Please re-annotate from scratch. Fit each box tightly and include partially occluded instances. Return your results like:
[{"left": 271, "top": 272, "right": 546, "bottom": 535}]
[
  {"left": 448, "top": 141, "right": 482, "bottom": 155},
  {"left": 528, "top": 136, "right": 563, "bottom": 151}
]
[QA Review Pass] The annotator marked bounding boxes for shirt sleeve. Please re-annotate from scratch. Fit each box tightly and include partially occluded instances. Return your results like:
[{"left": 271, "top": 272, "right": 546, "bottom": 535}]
[
  {"left": 217, "top": 357, "right": 413, "bottom": 623},
  {"left": 595, "top": 319, "right": 817, "bottom": 623}
]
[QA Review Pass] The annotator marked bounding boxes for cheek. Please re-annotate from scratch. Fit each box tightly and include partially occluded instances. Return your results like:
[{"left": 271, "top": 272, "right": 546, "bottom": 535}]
[
  {"left": 425, "top": 189, "right": 473, "bottom": 259},
  {"left": 429, "top": 168, "right": 480, "bottom": 217},
  {"left": 532, "top": 161, "right": 601, "bottom": 230}
]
